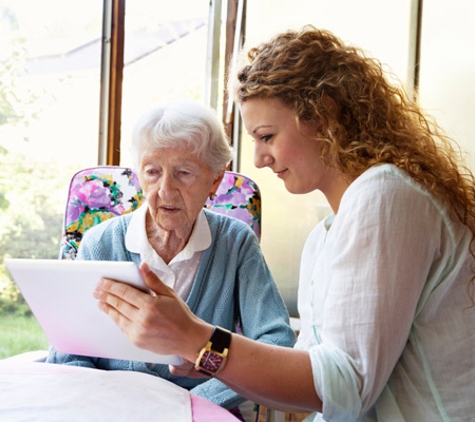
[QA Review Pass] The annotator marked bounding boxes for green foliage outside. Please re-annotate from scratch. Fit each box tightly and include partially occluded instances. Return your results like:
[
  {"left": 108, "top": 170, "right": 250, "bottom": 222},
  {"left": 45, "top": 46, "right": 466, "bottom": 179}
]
[
  {"left": 0, "top": 5, "right": 77, "bottom": 358},
  {"left": 0, "top": 153, "right": 76, "bottom": 358},
  {"left": 0, "top": 314, "right": 49, "bottom": 359},
  {"left": 0, "top": 151, "right": 73, "bottom": 301},
  {"left": 0, "top": 3, "right": 63, "bottom": 290}
]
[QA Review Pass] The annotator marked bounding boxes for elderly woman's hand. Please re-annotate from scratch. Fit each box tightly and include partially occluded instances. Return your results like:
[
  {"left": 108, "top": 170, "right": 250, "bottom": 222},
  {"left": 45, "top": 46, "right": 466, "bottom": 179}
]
[
  {"left": 168, "top": 359, "right": 209, "bottom": 379},
  {"left": 93, "top": 262, "right": 213, "bottom": 362}
]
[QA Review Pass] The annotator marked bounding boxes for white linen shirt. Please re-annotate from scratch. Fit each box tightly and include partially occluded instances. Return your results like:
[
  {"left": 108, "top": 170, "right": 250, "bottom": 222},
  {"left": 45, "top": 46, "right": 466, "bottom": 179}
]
[
  {"left": 125, "top": 202, "right": 210, "bottom": 300},
  {"left": 296, "top": 164, "right": 475, "bottom": 421}
]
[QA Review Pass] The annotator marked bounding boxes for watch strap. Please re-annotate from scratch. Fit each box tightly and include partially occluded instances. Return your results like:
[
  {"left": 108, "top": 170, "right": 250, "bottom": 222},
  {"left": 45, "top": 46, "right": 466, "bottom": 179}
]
[{"left": 208, "top": 326, "right": 231, "bottom": 353}]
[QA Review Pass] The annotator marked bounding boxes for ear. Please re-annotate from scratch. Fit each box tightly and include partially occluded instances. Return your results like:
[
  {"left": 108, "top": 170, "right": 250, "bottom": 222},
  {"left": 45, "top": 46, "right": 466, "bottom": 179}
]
[
  {"left": 210, "top": 170, "right": 225, "bottom": 197},
  {"left": 324, "top": 94, "right": 338, "bottom": 114}
]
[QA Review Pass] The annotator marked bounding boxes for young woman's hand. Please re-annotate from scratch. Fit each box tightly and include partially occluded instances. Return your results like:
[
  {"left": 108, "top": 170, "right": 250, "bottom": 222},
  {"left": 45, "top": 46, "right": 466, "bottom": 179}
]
[{"left": 93, "top": 262, "right": 213, "bottom": 361}]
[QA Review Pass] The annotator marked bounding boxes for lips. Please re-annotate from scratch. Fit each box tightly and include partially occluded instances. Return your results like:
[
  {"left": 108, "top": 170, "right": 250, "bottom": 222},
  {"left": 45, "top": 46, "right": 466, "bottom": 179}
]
[{"left": 160, "top": 205, "right": 180, "bottom": 212}]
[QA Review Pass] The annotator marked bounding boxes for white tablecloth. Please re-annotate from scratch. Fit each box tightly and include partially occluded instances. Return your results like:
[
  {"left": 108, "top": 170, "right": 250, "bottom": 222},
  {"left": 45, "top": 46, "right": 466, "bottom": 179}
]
[{"left": 0, "top": 361, "right": 192, "bottom": 422}]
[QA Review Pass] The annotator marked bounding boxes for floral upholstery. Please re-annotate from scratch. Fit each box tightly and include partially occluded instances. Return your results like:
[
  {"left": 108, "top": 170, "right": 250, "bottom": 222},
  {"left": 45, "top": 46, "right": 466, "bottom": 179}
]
[
  {"left": 59, "top": 166, "right": 261, "bottom": 260},
  {"left": 59, "top": 167, "right": 144, "bottom": 260},
  {"left": 204, "top": 171, "right": 261, "bottom": 240}
]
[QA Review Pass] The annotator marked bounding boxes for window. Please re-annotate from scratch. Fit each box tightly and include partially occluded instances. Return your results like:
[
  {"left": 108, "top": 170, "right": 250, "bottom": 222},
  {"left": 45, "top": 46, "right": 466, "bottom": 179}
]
[
  {"left": 0, "top": 0, "right": 104, "bottom": 356},
  {"left": 0, "top": 0, "right": 103, "bottom": 274},
  {"left": 0, "top": 0, "right": 219, "bottom": 358},
  {"left": 418, "top": 0, "right": 475, "bottom": 169}
]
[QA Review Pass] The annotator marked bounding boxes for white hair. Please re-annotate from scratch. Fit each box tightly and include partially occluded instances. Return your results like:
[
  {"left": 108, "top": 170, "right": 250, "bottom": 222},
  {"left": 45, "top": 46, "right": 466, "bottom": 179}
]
[{"left": 131, "top": 101, "right": 234, "bottom": 174}]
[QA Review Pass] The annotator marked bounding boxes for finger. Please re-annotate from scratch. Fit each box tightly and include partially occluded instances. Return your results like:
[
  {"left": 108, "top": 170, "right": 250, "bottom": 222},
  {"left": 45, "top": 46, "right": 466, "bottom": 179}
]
[
  {"left": 140, "top": 262, "right": 176, "bottom": 298},
  {"left": 97, "top": 283, "right": 138, "bottom": 313},
  {"left": 94, "top": 280, "right": 154, "bottom": 344},
  {"left": 169, "top": 362, "right": 208, "bottom": 379},
  {"left": 94, "top": 278, "right": 149, "bottom": 326},
  {"left": 96, "top": 296, "right": 134, "bottom": 329},
  {"left": 94, "top": 277, "right": 145, "bottom": 309},
  {"left": 172, "top": 360, "right": 194, "bottom": 372}
]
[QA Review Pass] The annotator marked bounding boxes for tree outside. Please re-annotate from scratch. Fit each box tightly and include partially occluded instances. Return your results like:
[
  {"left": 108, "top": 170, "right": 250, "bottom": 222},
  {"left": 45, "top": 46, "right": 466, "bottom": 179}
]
[{"left": 0, "top": 2, "right": 100, "bottom": 333}]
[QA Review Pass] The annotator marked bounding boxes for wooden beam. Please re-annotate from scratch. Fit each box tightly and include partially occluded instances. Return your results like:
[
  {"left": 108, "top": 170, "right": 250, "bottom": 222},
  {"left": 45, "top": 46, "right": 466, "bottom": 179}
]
[
  {"left": 223, "top": 0, "right": 245, "bottom": 171},
  {"left": 407, "top": 0, "right": 423, "bottom": 100},
  {"left": 106, "top": 0, "right": 125, "bottom": 165},
  {"left": 222, "top": 0, "right": 238, "bottom": 145}
]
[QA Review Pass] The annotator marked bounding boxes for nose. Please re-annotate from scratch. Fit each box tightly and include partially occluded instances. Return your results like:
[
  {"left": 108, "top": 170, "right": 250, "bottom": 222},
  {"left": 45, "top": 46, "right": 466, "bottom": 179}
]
[
  {"left": 253, "top": 143, "right": 273, "bottom": 169},
  {"left": 157, "top": 173, "right": 178, "bottom": 199}
]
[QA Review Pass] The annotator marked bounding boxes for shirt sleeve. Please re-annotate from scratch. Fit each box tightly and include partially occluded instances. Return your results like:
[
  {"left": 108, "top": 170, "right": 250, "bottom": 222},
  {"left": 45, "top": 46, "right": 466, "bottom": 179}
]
[{"left": 308, "top": 167, "right": 445, "bottom": 419}]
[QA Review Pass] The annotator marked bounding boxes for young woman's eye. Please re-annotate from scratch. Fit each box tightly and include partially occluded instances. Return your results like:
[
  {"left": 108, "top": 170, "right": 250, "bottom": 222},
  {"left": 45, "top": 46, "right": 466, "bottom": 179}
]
[{"left": 260, "top": 134, "right": 273, "bottom": 143}]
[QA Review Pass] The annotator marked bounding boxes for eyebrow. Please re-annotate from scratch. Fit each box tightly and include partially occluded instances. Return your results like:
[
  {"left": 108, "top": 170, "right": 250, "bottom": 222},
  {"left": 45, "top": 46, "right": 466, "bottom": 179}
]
[{"left": 252, "top": 124, "right": 273, "bottom": 134}]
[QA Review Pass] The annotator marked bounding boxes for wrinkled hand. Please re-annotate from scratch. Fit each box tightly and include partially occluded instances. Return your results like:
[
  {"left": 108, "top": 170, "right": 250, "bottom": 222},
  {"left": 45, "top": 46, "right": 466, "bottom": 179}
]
[
  {"left": 93, "top": 262, "right": 212, "bottom": 361},
  {"left": 168, "top": 360, "right": 208, "bottom": 379}
]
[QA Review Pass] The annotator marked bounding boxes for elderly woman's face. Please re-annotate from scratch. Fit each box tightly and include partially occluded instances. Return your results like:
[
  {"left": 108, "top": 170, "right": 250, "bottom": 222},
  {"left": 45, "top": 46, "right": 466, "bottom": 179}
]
[{"left": 138, "top": 145, "right": 223, "bottom": 235}]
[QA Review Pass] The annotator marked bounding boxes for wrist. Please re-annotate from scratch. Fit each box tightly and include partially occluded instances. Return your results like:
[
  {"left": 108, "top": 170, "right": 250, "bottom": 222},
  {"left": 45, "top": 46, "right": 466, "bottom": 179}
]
[{"left": 183, "top": 322, "right": 214, "bottom": 362}]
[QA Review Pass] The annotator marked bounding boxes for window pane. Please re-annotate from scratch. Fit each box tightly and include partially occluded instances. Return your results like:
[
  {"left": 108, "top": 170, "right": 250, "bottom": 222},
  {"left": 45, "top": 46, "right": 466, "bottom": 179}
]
[
  {"left": 120, "top": 0, "right": 210, "bottom": 167},
  {"left": 418, "top": 1, "right": 475, "bottom": 170},
  {"left": 0, "top": 0, "right": 103, "bottom": 357}
]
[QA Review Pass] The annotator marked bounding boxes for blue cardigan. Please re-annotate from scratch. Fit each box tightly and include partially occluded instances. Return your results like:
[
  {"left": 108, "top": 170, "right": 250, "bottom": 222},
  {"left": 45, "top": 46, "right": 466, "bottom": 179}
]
[{"left": 47, "top": 209, "right": 296, "bottom": 409}]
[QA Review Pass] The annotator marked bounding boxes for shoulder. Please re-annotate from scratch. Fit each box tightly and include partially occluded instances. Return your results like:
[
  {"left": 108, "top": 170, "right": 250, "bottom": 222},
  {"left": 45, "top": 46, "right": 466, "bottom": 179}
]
[
  {"left": 82, "top": 213, "right": 133, "bottom": 241},
  {"left": 78, "top": 213, "right": 134, "bottom": 260},
  {"left": 344, "top": 164, "right": 441, "bottom": 211},
  {"left": 337, "top": 164, "right": 459, "bottom": 238},
  {"left": 351, "top": 164, "right": 421, "bottom": 190}
]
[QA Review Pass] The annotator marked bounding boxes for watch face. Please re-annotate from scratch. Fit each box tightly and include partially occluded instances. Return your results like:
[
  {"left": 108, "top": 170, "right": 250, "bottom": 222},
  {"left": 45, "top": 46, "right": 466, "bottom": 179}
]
[{"left": 201, "top": 351, "right": 224, "bottom": 372}]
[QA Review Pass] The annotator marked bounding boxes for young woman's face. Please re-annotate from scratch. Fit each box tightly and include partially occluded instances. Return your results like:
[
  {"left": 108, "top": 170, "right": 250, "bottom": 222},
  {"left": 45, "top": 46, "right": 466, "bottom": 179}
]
[{"left": 240, "top": 97, "right": 336, "bottom": 196}]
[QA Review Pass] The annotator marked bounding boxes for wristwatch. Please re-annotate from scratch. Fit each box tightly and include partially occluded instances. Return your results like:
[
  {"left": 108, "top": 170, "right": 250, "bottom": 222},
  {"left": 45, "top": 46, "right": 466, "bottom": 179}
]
[{"left": 195, "top": 326, "right": 232, "bottom": 377}]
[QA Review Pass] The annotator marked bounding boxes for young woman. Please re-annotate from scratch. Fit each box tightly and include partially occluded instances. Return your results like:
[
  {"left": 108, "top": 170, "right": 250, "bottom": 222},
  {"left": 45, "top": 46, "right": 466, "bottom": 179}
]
[{"left": 93, "top": 27, "right": 475, "bottom": 421}]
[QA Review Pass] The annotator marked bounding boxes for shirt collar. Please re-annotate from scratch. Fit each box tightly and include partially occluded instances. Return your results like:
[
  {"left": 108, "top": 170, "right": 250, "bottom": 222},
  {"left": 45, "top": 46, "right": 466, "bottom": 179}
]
[{"left": 125, "top": 202, "right": 212, "bottom": 261}]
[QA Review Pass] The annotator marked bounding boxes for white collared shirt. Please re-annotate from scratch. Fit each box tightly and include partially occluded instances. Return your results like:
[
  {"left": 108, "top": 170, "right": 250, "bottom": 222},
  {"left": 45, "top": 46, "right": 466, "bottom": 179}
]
[
  {"left": 125, "top": 203, "right": 211, "bottom": 300},
  {"left": 296, "top": 164, "right": 475, "bottom": 421}
]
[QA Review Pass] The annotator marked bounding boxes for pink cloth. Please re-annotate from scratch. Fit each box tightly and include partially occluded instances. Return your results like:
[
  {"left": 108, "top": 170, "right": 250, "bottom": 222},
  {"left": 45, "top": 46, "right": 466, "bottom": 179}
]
[{"left": 190, "top": 394, "right": 240, "bottom": 422}]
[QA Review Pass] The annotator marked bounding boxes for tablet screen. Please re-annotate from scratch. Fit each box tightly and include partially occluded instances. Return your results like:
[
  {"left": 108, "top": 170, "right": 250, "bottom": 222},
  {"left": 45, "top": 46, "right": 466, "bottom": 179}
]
[{"left": 5, "top": 258, "right": 182, "bottom": 365}]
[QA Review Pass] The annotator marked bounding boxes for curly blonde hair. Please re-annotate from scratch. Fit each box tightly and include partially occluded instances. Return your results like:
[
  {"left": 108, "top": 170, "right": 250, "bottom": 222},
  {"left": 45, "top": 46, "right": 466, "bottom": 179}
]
[{"left": 232, "top": 25, "right": 475, "bottom": 298}]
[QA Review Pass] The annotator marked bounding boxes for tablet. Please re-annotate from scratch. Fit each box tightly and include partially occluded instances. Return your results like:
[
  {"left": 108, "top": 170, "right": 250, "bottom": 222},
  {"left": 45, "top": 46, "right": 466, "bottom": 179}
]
[{"left": 5, "top": 258, "right": 182, "bottom": 365}]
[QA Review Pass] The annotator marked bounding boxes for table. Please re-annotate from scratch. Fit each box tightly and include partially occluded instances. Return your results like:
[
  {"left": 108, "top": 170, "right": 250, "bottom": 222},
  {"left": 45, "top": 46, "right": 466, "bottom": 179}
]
[{"left": 0, "top": 360, "right": 240, "bottom": 422}]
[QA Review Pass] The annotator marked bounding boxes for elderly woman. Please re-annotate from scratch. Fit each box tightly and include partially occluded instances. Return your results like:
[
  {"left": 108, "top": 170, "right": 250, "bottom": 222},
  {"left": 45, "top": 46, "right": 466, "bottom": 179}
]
[{"left": 47, "top": 101, "right": 296, "bottom": 419}]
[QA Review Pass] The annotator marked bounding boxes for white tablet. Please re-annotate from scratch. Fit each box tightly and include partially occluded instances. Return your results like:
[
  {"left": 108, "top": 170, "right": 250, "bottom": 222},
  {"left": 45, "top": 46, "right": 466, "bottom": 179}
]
[{"left": 5, "top": 258, "right": 182, "bottom": 365}]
